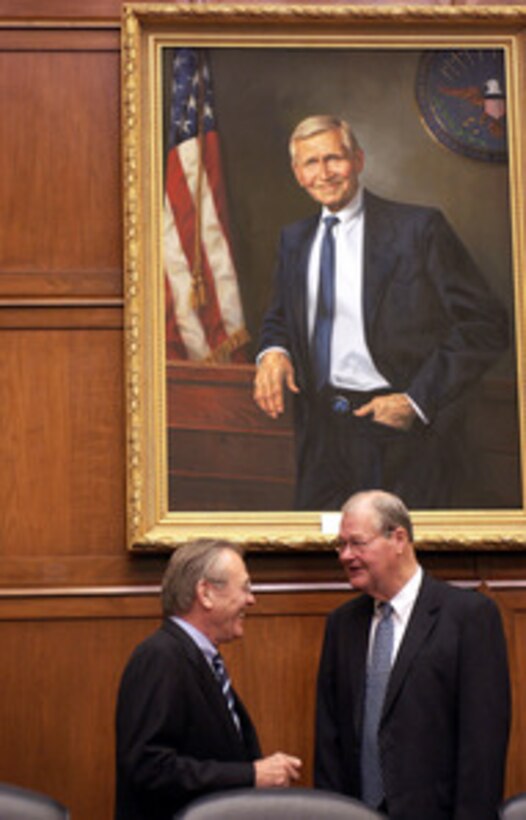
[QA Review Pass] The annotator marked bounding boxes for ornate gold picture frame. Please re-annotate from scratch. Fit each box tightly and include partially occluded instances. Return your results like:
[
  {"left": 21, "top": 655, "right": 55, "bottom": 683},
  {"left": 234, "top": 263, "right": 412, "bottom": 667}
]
[{"left": 123, "top": 3, "right": 526, "bottom": 551}]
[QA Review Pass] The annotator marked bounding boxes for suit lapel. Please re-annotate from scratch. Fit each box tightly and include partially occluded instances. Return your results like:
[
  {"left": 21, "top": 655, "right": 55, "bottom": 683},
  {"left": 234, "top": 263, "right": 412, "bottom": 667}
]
[
  {"left": 349, "top": 597, "right": 375, "bottom": 738},
  {"left": 162, "top": 620, "right": 248, "bottom": 750},
  {"left": 382, "top": 574, "right": 441, "bottom": 720},
  {"left": 287, "top": 215, "right": 318, "bottom": 363},
  {"left": 362, "top": 190, "right": 398, "bottom": 336}
]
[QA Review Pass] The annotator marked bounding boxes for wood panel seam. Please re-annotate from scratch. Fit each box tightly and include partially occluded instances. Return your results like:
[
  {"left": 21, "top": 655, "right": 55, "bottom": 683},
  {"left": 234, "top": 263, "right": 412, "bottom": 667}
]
[{"left": 3, "top": 578, "right": 526, "bottom": 599}]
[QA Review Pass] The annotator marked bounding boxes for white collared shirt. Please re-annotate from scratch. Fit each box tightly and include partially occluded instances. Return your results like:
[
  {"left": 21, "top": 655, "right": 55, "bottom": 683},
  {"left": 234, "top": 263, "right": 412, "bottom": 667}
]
[
  {"left": 368, "top": 565, "right": 424, "bottom": 666},
  {"left": 307, "top": 188, "right": 389, "bottom": 392},
  {"left": 171, "top": 616, "right": 217, "bottom": 671},
  {"left": 259, "top": 187, "right": 426, "bottom": 420}
]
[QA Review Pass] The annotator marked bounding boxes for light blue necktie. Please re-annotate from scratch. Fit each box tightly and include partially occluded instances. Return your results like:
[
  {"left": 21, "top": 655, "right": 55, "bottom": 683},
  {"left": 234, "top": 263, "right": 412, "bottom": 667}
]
[
  {"left": 312, "top": 215, "right": 339, "bottom": 391},
  {"left": 361, "top": 601, "right": 394, "bottom": 808},
  {"left": 212, "top": 652, "right": 241, "bottom": 734}
]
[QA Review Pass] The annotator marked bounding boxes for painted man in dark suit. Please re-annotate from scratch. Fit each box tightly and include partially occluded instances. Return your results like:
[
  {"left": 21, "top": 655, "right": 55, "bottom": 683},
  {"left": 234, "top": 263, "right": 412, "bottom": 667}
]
[
  {"left": 315, "top": 489, "right": 510, "bottom": 819},
  {"left": 115, "top": 539, "right": 301, "bottom": 820},
  {"left": 254, "top": 115, "right": 508, "bottom": 510}
]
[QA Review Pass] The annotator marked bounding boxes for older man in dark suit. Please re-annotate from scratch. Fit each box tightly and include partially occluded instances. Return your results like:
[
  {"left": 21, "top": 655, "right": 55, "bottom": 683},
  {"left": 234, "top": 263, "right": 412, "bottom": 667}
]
[
  {"left": 254, "top": 115, "right": 508, "bottom": 510},
  {"left": 115, "top": 539, "right": 301, "bottom": 820},
  {"left": 315, "top": 490, "right": 510, "bottom": 819}
]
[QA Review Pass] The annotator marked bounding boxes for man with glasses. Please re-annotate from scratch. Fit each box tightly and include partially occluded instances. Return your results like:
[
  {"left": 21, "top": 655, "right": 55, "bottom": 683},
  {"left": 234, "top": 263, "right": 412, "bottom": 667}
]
[
  {"left": 115, "top": 539, "right": 301, "bottom": 820},
  {"left": 315, "top": 490, "right": 510, "bottom": 819}
]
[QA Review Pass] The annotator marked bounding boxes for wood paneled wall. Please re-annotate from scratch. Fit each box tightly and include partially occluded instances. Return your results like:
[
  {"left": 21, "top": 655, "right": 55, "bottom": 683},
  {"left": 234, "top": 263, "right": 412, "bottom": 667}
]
[
  {"left": 0, "top": 584, "right": 525, "bottom": 820},
  {"left": 1, "top": 4, "right": 526, "bottom": 820}
]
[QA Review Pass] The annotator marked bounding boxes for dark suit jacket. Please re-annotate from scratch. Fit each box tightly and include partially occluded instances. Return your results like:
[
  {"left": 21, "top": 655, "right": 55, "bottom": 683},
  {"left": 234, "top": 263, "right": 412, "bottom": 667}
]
[
  {"left": 259, "top": 190, "right": 508, "bottom": 429},
  {"left": 314, "top": 574, "right": 511, "bottom": 820},
  {"left": 115, "top": 620, "right": 261, "bottom": 820}
]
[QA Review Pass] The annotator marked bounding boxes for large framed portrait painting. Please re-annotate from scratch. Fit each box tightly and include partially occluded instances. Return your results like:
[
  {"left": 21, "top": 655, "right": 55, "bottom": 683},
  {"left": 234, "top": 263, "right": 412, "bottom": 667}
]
[{"left": 123, "top": 4, "right": 526, "bottom": 551}]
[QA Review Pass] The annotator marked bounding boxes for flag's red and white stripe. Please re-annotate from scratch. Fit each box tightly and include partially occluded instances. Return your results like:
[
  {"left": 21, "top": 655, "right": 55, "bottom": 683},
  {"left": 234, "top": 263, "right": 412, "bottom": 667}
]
[{"left": 164, "top": 129, "right": 249, "bottom": 362}]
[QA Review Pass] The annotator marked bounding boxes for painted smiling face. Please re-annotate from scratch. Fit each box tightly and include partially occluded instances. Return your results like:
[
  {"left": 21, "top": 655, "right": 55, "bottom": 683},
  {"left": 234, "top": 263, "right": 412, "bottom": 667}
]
[{"left": 292, "top": 128, "right": 364, "bottom": 213}]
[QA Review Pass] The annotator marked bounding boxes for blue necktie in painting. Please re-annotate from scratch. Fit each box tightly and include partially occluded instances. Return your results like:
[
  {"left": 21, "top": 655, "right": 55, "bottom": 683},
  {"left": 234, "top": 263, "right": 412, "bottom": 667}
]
[
  {"left": 312, "top": 216, "right": 339, "bottom": 391},
  {"left": 361, "top": 602, "right": 394, "bottom": 808},
  {"left": 212, "top": 652, "right": 241, "bottom": 734}
]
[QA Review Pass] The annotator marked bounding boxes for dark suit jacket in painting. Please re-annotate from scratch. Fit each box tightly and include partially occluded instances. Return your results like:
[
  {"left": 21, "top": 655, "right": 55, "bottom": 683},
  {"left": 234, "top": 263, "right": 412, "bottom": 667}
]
[
  {"left": 115, "top": 619, "right": 261, "bottom": 820},
  {"left": 259, "top": 190, "right": 509, "bottom": 509},
  {"left": 314, "top": 574, "right": 511, "bottom": 820}
]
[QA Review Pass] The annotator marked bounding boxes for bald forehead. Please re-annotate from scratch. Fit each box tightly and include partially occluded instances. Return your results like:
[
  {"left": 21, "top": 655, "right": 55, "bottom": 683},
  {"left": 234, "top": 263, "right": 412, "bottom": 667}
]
[
  {"left": 343, "top": 496, "right": 378, "bottom": 524},
  {"left": 212, "top": 547, "right": 244, "bottom": 577}
]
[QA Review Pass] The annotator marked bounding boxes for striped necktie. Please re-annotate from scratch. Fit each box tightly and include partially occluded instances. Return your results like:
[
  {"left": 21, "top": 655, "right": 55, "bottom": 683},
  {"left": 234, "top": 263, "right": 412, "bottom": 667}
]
[
  {"left": 212, "top": 652, "right": 241, "bottom": 733},
  {"left": 361, "top": 601, "right": 394, "bottom": 808}
]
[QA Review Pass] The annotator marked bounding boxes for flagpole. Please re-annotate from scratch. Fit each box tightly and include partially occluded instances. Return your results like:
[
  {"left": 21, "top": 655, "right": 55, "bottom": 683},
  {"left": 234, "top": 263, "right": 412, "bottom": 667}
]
[{"left": 190, "top": 50, "right": 207, "bottom": 311}]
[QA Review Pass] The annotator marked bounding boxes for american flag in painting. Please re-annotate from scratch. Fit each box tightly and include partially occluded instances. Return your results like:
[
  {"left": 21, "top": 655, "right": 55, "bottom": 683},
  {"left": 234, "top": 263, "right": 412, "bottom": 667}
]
[{"left": 163, "top": 48, "right": 249, "bottom": 362}]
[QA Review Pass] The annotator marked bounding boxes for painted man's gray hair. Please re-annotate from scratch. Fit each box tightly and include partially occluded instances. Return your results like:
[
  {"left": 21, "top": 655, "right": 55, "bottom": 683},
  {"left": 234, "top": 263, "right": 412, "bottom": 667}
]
[{"left": 289, "top": 115, "right": 361, "bottom": 163}]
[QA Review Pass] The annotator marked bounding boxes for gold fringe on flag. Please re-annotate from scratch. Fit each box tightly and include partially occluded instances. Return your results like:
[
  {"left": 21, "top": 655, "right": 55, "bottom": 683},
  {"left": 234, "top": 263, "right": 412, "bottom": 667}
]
[{"left": 205, "top": 328, "right": 251, "bottom": 364}]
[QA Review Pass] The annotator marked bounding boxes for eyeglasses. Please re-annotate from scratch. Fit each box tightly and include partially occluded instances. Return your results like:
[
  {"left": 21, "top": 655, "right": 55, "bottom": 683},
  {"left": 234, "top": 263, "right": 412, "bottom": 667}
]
[{"left": 335, "top": 528, "right": 394, "bottom": 555}]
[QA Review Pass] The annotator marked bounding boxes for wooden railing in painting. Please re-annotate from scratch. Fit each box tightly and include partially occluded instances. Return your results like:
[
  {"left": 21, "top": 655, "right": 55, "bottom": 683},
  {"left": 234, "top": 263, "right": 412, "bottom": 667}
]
[{"left": 166, "top": 362, "right": 295, "bottom": 511}]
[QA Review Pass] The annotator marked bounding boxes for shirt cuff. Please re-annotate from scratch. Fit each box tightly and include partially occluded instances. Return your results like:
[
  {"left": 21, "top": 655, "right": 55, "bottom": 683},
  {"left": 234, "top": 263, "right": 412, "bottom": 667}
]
[
  {"left": 405, "top": 394, "right": 429, "bottom": 425},
  {"left": 256, "top": 346, "right": 291, "bottom": 367}
]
